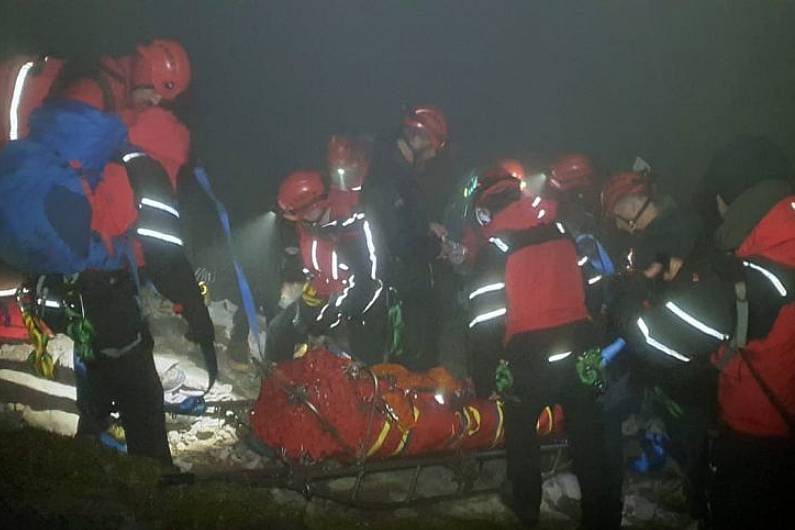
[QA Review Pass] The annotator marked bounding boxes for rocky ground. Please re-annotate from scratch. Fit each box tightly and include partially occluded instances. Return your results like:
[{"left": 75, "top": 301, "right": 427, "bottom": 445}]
[{"left": 0, "top": 289, "right": 694, "bottom": 529}]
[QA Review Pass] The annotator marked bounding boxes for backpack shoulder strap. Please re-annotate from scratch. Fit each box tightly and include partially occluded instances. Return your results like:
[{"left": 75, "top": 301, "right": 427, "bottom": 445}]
[
  {"left": 715, "top": 281, "right": 747, "bottom": 370},
  {"left": 91, "top": 70, "right": 116, "bottom": 113},
  {"left": 718, "top": 278, "right": 795, "bottom": 434}
]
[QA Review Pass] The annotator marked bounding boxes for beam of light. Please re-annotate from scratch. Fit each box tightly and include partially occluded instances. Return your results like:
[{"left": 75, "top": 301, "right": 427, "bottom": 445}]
[
  {"left": 0, "top": 368, "right": 76, "bottom": 400},
  {"left": 9, "top": 61, "right": 34, "bottom": 140}
]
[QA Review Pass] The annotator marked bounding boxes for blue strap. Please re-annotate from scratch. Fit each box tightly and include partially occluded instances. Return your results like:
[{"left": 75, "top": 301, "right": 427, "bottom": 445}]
[
  {"left": 193, "top": 166, "right": 263, "bottom": 360},
  {"left": 576, "top": 234, "right": 616, "bottom": 276},
  {"left": 163, "top": 395, "right": 207, "bottom": 416},
  {"left": 600, "top": 337, "right": 626, "bottom": 367}
]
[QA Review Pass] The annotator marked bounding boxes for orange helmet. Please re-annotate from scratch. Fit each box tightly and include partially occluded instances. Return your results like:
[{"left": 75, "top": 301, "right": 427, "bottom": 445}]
[
  {"left": 326, "top": 135, "right": 369, "bottom": 191},
  {"left": 472, "top": 166, "right": 521, "bottom": 205},
  {"left": 600, "top": 171, "right": 651, "bottom": 217},
  {"left": 131, "top": 39, "right": 192, "bottom": 101},
  {"left": 548, "top": 153, "right": 595, "bottom": 192},
  {"left": 498, "top": 158, "right": 526, "bottom": 180},
  {"left": 402, "top": 106, "right": 448, "bottom": 150},
  {"left": 278, "top": 170, "right": 327, "bottom": 221}
]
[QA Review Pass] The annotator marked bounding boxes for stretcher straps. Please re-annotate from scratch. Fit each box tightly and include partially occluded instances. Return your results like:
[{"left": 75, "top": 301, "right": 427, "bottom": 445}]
[{"left": 193, "top": 166, "right": 263, "bottom": 361}]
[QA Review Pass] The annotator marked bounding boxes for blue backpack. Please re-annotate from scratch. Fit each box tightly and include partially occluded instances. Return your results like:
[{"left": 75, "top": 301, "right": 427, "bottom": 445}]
[{"left": 0, "top": 100, "right": 129, "bottom": 275}]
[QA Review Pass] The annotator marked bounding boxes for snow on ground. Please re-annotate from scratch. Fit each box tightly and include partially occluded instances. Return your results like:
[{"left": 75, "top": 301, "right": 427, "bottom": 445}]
[{"left": 0, "top": 288, "right": 694, "bottom": 528}]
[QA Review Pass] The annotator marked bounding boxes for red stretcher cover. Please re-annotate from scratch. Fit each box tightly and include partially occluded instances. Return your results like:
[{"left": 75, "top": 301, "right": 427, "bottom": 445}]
[{"left": 251, "top": 347, "right": 564, "bottom": 463}]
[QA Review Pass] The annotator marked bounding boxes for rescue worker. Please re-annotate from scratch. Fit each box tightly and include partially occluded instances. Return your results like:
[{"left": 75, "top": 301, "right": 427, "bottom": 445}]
[
  {"left": 467, "top": 167, "right": 622, "bottom": 528},
  {"left": 545, "top": 153, "right": 601, "bottom": 236},
  {"left": 66, "top": 107, "right": 214, "bottom": 464},
  {"left": 699, "top": 135, "right": 794, "bottom": 529},
  {"left": 360, "top": 106, "right": 451, "bottom": 370},
  {"left": 265, "top": 170, "right": 388, "bottom": 364},
  {"left": 602, "top": 169, "right": 718, "bottom": 521},
  {"left": 1, "top": 40, "right": 190, "bottom": 347},
  {"left": 4, "top": 39, "right": 205, "bottom": 463},
  {"left": 226, "top": 134, "right": 374, "bottom": 367},
  {"left": 455, "top": 164, "right": 524, "bottom": 397},
  {"left": 59, "top": 39, "right": 191, "bottom": 114}
]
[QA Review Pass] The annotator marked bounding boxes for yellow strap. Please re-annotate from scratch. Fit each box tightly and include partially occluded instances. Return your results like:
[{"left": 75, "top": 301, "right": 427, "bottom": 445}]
[
  {"left": 366, "top": 419, "right": 392, "bottom": 458},
  {"left": 492, "top": 400, "right": 505, "bottom": 447},
  {"left": 23, "top": 313, "right": 55, "bottom": 379},
  {"left": 465, "top": 405, "right": 482, "bottom": 436},
  {"left": 301, "top": 282, "right": 324, "bottom": 307}
]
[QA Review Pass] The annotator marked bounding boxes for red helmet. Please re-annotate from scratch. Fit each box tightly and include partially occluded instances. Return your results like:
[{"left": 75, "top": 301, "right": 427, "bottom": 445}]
[
  {"left": 498, "top": 158, "right": 526, "bottom": 180},
  {"left": 472, "top": 166, "right": 521, "bottom": 204},
  {"left": 548, "top": 154, "right": 595, "bottom": 192},
  {"left": 326, "top": 135, "right": 369, "bottom": 191},
  {"left": 278, "top": 170, "right": 327, "bottom": 221},
  {"left": 402, "top": 106, "right": 448, "bottom": 150},
  {"left": 131, "top": 39, "right": 191, "bottom": 101},
  {"left": 600, "top": 171, "right": 651, "bottom": 217}
]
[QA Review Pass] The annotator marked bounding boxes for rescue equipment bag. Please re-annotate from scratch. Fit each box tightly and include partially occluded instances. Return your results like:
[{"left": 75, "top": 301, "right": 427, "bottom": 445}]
[{"left": 0, "top": 100, "right": 128, "bottom": 275}]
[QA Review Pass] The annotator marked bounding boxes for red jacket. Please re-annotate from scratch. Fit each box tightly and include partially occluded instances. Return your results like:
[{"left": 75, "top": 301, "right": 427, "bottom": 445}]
[
  {"left": 298, "top": 189, "right": 363, "bottom": 297},
  {"left": 477, "top": 196, "right": 589, "bottom": 344},
  {"left": 61, "top": 56, "right": 131, "bottom": 113},
  {"left": 1, "top": 56, "right": 64, "bottom": 149},
  {"left": 716, "top": 196, "right": 795, "bottom": 437},
  {"left": 88, "top": 108, "right": 189, "bottom": 264}
]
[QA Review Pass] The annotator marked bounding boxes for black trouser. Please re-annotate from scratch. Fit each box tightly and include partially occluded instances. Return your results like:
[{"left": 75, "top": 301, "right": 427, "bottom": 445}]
[
  {"left": 265, "top": 297, "right": 389, "bottom": 365},
  {"left": 647, "top": 365, "right": 717, "bottom": 520},
  {"left": 503, "top": 322, "right": 623, "bottom": 529},
  {"left": 264, "top": 301, "right": 305, "bottom": 363},
  {"left": 709, "top": 428, "right": 793, "bottom": 530},
  {"left": 388, "top": 259, "right": 438, "bottom": 371},
  {"left": 467, "top": 319, "right": 503, "bottom": 398},
  {"left": 74, "top": 271, "right": 171, "bottom": 464}
]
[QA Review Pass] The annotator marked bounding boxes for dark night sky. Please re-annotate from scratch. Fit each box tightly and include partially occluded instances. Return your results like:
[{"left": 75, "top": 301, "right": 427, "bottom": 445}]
[{"left": 3, "top": 0, "right": 795, "bottom": 222}]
